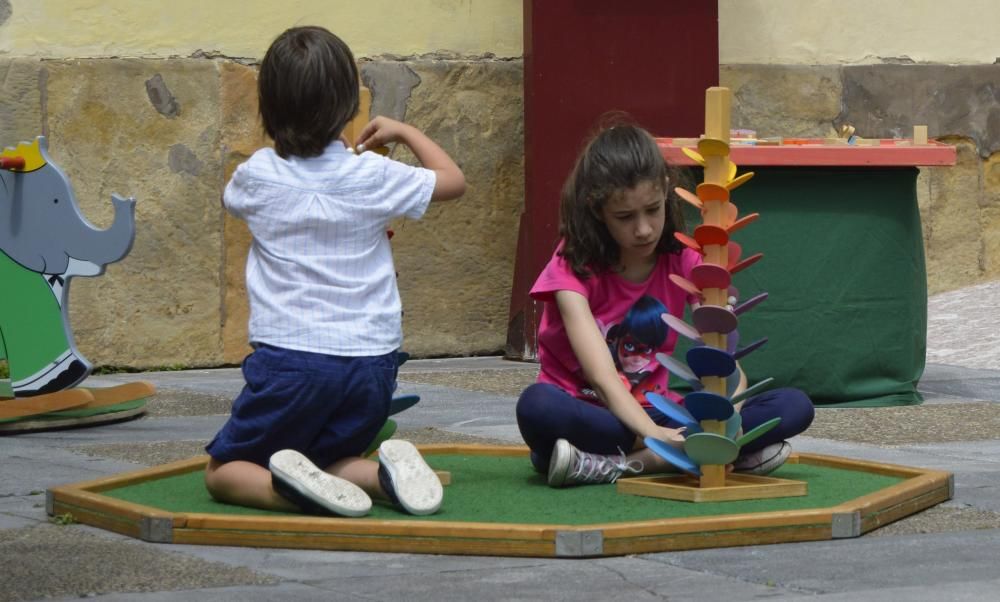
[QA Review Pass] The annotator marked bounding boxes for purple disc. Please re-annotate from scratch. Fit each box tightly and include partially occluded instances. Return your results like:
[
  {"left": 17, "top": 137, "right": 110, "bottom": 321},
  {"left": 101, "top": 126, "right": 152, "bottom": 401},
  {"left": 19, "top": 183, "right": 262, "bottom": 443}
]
[
  {"left": 692, "top": 305, "right": 738, "bottom": 334},
  {"left": 661, "top": 313, "right": 702, "bottom": 342},
  {"left": 733, "top": 337, "right": 768, "bottom": 360},
  {"left": 686, "top": 346, "right": 736, "bottom": 378},
  {"left": 733, "top": 292, "right": 768, "bottom": 316}
]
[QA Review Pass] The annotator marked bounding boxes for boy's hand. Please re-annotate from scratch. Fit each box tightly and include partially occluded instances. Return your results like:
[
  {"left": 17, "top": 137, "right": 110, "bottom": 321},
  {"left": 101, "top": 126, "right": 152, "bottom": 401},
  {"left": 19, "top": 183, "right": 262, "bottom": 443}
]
[
  {"left": 354, "top": 116, "right": 466, "bottom": 202},
  {"left": 354, "top": 116, "right": 407, "bottom": 152}
]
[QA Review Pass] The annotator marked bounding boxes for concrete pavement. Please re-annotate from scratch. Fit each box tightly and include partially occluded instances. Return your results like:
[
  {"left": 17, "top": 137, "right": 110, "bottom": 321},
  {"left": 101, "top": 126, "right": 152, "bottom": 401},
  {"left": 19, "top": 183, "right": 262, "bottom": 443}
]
[{"left": 3, "top": 284, "right": 1000, "bottom": 600}]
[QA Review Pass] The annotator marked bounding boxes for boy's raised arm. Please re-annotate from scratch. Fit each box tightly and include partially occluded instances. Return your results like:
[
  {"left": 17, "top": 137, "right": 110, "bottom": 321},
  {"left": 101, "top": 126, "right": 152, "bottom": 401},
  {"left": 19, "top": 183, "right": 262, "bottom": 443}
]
[{"left": 354, "top": 116, "right": 466, "bottom": 201}]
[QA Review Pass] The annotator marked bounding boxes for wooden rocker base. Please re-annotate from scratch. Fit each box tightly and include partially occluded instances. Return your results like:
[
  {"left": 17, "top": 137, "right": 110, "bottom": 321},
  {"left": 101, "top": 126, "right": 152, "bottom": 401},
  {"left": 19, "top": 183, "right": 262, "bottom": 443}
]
[
  {"left": 618, "top": 473, "right": 807, "bottom": 502},
  {"left": 47, "top": 445, "right": 952, "bottom": 558},
  {"left": 0, "top": 381, "right": 154, "bottom": 434}
]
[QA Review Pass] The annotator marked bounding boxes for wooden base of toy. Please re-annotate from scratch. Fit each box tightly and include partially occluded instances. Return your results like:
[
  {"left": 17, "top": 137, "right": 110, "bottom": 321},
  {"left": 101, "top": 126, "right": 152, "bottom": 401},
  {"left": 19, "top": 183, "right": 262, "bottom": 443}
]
[
  {"left": 0, "top": 381, "right": 154, "bottom": 433},
  {"left": 47, "top": 445, "right": 952, "bottom": 558},
  {"left": 0, "top": 405, "right": 146, "bottom": 434},
  {"left": 0, "top": 388, "right": 93, "bottom": 419},
  {"left": 617, "top": 473, "right": 807, "bottom": 502}
]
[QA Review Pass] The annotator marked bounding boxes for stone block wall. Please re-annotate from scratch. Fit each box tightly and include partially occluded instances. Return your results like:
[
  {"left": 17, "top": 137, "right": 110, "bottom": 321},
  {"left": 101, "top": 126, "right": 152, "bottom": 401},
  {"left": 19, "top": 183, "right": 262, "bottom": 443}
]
[
  {"left": 1, "top": 56, "right": 523, "bottom": 369},
  {"left": 3, "top": 56, "right": 997, "bottom": 368}
]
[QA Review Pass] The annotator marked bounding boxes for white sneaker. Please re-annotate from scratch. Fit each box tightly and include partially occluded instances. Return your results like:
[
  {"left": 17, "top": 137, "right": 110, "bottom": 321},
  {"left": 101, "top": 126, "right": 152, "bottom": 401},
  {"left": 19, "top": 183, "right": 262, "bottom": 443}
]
[
  {"left": 269, "top": 449, "right": 371, "bottom": 517},
  {"left": 547, "top": 438, "right": 642, "bottom": 488},
  {"left": 733, "top": 441, "right": 791, "bottom": 476},
  {"left": 377, "top": 440, "right": 443, "bottom": 515}
]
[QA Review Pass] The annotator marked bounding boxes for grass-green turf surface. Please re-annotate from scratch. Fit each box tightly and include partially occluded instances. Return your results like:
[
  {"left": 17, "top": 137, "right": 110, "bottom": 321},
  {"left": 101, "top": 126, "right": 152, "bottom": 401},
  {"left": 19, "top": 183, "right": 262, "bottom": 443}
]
[{"left": 102, "top": 454, "right": 904, "bottom": 524}]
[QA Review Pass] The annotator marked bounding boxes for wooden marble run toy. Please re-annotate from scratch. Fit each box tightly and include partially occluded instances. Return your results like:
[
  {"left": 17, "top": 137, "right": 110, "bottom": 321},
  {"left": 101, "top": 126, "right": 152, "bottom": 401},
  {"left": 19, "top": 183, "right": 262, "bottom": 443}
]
[
  {"left": 618, "top": 87, "right": 805, "bottom": 502},
  {"left": 0, "top": 137, "right": 153, "bottom": 432}
]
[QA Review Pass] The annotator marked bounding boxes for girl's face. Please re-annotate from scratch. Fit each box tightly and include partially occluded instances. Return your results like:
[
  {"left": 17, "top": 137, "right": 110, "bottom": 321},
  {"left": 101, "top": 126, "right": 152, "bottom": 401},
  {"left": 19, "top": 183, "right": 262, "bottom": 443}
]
[{"left": 600, "top": 180, "right": 666, "bottom": 267}]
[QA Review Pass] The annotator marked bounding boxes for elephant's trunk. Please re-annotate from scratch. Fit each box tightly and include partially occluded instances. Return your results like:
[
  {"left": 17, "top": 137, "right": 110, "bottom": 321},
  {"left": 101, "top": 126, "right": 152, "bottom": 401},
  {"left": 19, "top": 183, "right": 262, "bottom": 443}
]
[{"left": 63, "top": 194, "right": 137, "bottom": 271}]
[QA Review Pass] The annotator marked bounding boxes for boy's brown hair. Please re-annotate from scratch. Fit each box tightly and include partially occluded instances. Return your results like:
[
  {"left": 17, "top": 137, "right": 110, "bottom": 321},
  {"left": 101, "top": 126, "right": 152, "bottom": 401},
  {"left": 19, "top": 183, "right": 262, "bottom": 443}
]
[{"left": 258, "top": 26, "right": 360, "bottom": 159}]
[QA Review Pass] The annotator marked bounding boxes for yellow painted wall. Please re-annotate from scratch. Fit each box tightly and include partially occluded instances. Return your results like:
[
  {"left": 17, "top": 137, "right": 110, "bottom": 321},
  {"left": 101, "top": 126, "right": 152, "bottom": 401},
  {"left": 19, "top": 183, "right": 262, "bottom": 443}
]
[
  {"left": 0, "top": 0, "right": 522, "bottom": 59},
  {"left": 720, "top": 0, "right": 1000, "bottom": 65},
  {"left": 4, "top": 2, "right": 995, "bottom": 65}
]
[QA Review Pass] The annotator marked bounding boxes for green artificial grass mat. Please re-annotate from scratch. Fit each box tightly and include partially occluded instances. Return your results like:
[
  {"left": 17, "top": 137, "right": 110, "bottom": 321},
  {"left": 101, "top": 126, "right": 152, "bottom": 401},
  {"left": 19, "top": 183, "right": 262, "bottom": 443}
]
[
  {"left": 0, "top": 398, "right": 147, "bottom": 424},
  {"left": 102, "top": 454, "right": 904, "bottom": 524}
]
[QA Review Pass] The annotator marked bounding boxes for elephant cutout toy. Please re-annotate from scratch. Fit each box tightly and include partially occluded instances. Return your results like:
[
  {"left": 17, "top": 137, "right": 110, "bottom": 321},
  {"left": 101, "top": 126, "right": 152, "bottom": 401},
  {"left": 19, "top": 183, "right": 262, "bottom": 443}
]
[{"left": 0, "top": 136, "right": 153, "bottom": 429}]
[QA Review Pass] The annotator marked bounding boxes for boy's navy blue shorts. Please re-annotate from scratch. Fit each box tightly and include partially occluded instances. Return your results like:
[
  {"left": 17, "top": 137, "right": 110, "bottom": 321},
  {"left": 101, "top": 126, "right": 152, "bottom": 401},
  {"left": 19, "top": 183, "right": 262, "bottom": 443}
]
[{"left": 206, "top": 343, "right": 396, "bottom": 469}]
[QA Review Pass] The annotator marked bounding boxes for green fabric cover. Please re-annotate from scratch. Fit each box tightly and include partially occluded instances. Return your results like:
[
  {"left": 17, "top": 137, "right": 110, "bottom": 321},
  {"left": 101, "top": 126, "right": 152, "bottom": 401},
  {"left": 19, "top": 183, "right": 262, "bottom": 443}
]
[
  {"left": 674, "top": 166, "right": 927, "bottom": 407},
  {"left": 103, "top": 454, "right": 903, "bottom": 524}
]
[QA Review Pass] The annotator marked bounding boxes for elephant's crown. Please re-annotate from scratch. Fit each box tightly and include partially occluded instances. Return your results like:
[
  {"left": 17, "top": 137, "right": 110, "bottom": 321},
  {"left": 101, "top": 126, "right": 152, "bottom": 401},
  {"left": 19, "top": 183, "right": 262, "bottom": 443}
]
[{"left": 0, "top": 138, "right": 47, "bottom": 173}]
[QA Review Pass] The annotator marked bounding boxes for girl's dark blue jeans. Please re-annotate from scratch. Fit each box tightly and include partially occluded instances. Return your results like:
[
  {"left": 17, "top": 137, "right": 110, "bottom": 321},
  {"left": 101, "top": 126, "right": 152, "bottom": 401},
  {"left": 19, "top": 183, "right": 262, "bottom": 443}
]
[{"left": 516, "top": 382, "right": 815, "bottom": 472}]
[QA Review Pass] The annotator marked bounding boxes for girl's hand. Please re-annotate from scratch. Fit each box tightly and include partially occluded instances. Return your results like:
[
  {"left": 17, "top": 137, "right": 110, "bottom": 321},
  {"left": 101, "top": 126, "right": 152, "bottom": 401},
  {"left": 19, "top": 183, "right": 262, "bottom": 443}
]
[
  {"left": 651, "top": 425, "right": 686, "bottom": 448},
  {"left": 354, "top": 116, "right": 408, "bottom": 151}
]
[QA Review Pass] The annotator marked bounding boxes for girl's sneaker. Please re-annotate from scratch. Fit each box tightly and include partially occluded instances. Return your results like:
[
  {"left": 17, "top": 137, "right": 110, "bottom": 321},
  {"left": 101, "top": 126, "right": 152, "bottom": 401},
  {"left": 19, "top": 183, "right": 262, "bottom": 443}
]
[
  {"left": 377, "top": 440, "right": 443, "bottom": 515},
  {"left": 733, "top": 441, "right": 792, "bottom": 475},
  {"left": 547, "top": 438, "right": 642, "bottom": 487},
  {"left": 269, "top": 449, "right": 372, "bottom": 517}
]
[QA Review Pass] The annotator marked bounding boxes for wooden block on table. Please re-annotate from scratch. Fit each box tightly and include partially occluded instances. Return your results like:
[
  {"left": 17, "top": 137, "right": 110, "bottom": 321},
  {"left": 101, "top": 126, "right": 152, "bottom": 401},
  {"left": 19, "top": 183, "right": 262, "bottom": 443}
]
[{"left": 913, "top": 125, "right": 928, "bottom": 145}]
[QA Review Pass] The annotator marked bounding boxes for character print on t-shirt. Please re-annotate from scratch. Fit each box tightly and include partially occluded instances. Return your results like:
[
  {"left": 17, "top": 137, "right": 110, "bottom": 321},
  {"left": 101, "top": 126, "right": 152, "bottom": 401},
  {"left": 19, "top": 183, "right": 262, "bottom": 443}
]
[{"left": 582, "top": 295, "right": 671, "bottom": 402}]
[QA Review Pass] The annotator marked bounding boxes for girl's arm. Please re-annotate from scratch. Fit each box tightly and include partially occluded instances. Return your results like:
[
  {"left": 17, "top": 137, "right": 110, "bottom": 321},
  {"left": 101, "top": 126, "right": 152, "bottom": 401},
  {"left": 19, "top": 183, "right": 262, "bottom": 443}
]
[
  {"left": 354, "top": 116, "right": 466, "bottom": 202},
  {"left": 556, "top": 290, "right": 686, "bottom": 447}
]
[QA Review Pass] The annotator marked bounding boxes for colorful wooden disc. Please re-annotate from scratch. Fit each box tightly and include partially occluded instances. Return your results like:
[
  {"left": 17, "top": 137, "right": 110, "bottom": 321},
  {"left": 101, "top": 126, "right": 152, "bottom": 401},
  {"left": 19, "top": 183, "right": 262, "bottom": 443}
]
[
  {"left": 726, "top": 369, "right": 742, "bottom": 397},
  {"left": 692, "top": 305, "right": 739, "bottom": 335},
  {"left": 693, "top": 224, "right": 729, "bottom": 247},
  {"left": 683, "top": 391, "right": 735, "bottom": 422},
  {"left": 655, "top": 352, "right": 702, "bottom": 390},
  {"left": 675, "top": 186, "right": 703, "bottom": 209},
  {"left": 684, "top": 432, "right": 739, "bottom": 466},
  {"left": 733, "top": 292, "right": 768, "bottom": 315},
  {"left": 727, "top": 161, "right": 738, "bottom": 183},
  {"left": 727, "top": 212, "right": 759, "bottom": 234},
  {"left": 661, "top": 313, "right": 702, "bottom": 342},
  {"left": 686, "top": 346, "right": 737, "bottom": 378},
  {"left": 734, "top": 337, "right": 768, "bottom": 360},
  {"left": 729, "top": 252, "right": 763, "bottom": 275},
  {"left": 736, "top": 417, "right": 782, "bottom": 448},
  {"left": 645, "top": 436, "right": 701, "bottom": 476},
  {"left": 682, "top": 147, "right": 706, "bottom": 166},
  {"left": 697, "top": 137, "right": 730, "bottom": 157},
  {"left": 389, "top": 394, "right": 420, "bottom": 416},
  {"left": 696, "top": 182, "right": 729, "bottom": 203},
  {"left": 674, "top": 232, "right": 702, "bottom": 253},
  {"left": 723, "top": 202, "right": 739, "bottom": 227},
  {"left": 690, "top": 263, "right": 731, "bottom": 290},
  {"left": 726, "top": 412, "right": 743, "bottom": 439},
  {"left": 669, "top": 274, "right": 704, "bottom": 299},
  {"left": 731, "top": 377, "right": 776, "bottom": 404},
  {"left": 728, "top": 240, "right": 743, "bottom": 265},
  {"left": 726, "top": 171, "right": 754, "bottom": 191},
  {"left": 645, "top": 392, "right": 698, "bottom": 429}
]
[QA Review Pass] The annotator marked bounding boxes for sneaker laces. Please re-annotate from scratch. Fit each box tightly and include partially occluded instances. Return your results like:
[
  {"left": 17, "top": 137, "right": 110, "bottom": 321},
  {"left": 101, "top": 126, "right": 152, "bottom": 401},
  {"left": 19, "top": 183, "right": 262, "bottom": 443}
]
[{"left": 570, "top": 448, "right": 644, "bottom": 484}]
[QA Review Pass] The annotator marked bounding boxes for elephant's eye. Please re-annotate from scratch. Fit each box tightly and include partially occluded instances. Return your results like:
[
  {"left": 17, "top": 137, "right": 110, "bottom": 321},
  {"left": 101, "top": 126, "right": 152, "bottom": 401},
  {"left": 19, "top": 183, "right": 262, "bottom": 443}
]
[{"left": 53, "top": 198, "right": 59, "bottom": 203}]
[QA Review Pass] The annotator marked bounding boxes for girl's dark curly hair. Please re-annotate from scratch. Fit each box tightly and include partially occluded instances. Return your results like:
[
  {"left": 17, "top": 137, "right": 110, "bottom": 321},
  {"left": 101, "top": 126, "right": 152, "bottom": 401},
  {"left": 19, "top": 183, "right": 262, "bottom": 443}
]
[{"left": 558, "top": 120, "right": 686, "bottom": 278}]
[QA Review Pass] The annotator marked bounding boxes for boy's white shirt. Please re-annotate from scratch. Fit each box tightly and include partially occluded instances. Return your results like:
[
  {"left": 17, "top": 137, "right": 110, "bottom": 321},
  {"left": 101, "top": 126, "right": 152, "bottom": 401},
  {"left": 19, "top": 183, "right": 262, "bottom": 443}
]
[{"left": 224, "top": 141, "right": 436, "bottom": 356}]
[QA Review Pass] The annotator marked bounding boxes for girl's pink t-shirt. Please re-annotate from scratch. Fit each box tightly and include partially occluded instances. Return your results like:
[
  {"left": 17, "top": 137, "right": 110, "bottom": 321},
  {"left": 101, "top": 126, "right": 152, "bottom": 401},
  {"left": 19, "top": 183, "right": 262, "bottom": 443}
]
[{"left": 530, "top": 247, "right": 702, "bottom": 406}]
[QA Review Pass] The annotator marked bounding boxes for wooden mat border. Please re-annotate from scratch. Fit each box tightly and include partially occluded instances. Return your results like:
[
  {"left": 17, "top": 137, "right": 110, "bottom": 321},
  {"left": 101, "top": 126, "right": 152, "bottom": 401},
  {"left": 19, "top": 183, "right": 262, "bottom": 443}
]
[{"left": 46, "top": 445, "right": 952, "bottom": 558}]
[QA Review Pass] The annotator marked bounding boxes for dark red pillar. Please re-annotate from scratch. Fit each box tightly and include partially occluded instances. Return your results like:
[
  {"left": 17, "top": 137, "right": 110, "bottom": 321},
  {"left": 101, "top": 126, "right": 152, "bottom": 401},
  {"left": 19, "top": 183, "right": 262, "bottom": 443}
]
[{"left": 507, "top": 1, "right": 720, "bottom": 359}]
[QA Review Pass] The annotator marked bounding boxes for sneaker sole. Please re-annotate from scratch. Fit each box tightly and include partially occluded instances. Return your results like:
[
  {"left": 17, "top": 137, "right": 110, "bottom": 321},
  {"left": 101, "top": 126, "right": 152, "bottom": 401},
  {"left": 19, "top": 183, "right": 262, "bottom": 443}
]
[
  {"left": 546, "top": 439, "right": 572, "bottom": 488},
  {"left": 378, "top": 440, "right": 443, "bottom": 515},
  {"left": 269, "top": 450, "right": 371, "bottom": 517}
]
